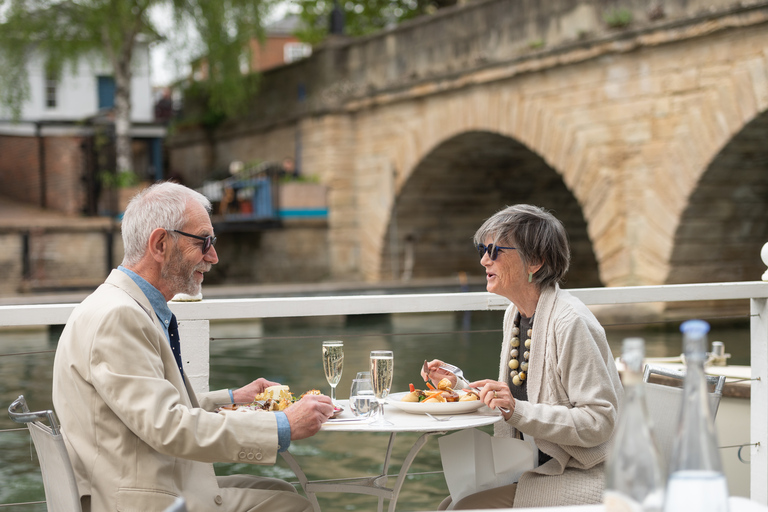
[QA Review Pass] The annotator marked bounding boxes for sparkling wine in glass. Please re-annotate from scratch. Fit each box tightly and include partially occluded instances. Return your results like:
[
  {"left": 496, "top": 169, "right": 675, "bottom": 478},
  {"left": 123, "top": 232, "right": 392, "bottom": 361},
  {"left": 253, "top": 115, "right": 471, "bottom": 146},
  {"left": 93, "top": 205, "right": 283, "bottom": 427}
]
[
  {"left": 322, "top": 341, "right": 344, "bottom": 404},
  {"left": 370, "top": 350, "right": 394, "bottom": 427}
]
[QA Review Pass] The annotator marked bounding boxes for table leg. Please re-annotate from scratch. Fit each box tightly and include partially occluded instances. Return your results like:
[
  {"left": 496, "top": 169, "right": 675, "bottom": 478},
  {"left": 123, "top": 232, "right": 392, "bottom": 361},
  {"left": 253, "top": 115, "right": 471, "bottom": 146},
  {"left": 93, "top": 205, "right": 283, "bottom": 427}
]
[
  {"left": 386, "top": 431, "right": 444, "bottom": 512},
  {"left": 281, "top": 451, "right": 323, "bottom": 512},
  {"left": 281, "top": 430, "right": 446, "bottom": 512}
]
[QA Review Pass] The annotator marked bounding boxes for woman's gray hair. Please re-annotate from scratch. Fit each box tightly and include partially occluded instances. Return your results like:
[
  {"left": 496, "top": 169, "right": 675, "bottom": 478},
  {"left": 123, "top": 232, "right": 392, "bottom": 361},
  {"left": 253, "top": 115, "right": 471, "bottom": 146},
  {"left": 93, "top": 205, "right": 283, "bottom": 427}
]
[
  {"left": 473, "top": 204, "right": 570, "bottom": 288},
  {"left": 120, "top": 181, "right": 212, "bottom": 267}
]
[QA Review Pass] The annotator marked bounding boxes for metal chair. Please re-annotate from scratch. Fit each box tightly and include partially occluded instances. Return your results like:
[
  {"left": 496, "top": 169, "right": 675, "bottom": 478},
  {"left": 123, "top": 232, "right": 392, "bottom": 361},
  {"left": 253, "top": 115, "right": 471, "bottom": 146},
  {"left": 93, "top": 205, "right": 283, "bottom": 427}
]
[
  {"left": 642, "top": 364, "right": 727, "bottom": 469},
  {"left": 8, "top": 395, "right": 82, "bottom": 512}
]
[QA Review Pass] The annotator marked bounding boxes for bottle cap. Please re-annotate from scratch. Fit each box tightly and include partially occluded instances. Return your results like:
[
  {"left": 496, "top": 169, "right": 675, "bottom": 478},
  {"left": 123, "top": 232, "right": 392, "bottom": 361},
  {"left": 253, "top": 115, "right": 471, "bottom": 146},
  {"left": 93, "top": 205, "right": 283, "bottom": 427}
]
[{"left": 680, "top": 319, "right": 710, "bottom": 336}]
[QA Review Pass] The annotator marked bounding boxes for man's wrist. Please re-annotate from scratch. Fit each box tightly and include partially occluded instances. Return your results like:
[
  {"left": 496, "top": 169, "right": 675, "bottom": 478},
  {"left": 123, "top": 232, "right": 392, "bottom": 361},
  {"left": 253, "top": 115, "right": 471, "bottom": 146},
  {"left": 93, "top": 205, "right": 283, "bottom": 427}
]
[{"left": 275, "top": 412, "right": 291, "bottom": 452}]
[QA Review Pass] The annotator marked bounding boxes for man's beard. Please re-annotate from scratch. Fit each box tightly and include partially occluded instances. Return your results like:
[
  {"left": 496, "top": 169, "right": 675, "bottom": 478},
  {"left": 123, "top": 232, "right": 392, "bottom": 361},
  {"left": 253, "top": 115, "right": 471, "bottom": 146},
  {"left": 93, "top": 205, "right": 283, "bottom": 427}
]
[{"left": 162, "top": 246, "right": 203, "bottom": 296}]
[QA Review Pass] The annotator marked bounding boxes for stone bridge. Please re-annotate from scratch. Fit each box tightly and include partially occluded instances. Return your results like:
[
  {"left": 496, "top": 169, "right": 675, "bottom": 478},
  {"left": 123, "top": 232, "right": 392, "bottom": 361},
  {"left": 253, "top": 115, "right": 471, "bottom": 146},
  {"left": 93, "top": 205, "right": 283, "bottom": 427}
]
[{"left": 168, "top": 0, "right": 768, "bottom": 291}]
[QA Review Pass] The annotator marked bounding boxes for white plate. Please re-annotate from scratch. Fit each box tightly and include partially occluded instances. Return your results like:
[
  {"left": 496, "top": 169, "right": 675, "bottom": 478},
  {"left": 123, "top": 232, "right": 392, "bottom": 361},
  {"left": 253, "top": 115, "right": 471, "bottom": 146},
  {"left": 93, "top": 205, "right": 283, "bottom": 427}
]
[{"left": 386, "top": 391, "right": 484, "bottom": 415}]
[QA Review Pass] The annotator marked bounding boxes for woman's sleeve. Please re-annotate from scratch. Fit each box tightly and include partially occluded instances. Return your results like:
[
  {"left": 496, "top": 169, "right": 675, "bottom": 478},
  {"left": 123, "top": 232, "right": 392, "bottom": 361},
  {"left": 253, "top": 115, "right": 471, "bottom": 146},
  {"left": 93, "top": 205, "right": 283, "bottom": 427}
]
[{"left": 509, "top": 311, "right": 620, "bottom": 448}]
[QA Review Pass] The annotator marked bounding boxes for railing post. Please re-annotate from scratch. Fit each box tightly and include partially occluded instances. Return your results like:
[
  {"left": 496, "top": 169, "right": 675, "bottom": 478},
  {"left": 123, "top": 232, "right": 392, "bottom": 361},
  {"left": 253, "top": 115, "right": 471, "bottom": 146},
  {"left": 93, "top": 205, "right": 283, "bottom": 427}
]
[
  {"left": 751, "top": 297, "right": 768, "bottom": 505},
  {"left": 177, "top": 319, "right": 210, "bottom": 396}
]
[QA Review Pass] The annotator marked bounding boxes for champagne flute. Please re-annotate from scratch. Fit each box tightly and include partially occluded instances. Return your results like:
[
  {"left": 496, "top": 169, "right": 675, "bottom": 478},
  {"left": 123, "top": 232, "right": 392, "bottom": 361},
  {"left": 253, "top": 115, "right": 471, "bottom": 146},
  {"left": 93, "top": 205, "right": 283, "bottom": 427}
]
[
  {"left": 370, "top": 350, "right": 394, "bottom": 427},
  {"left": 322, "top": 341, "right": 344, "bottom": 404}
]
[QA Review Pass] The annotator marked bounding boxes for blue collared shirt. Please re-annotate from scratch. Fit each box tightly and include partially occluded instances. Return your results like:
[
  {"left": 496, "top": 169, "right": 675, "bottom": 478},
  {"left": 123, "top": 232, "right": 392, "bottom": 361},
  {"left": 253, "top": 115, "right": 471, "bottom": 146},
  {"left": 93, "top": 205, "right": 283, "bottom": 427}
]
[{"left": 117, "top": 266, "right": 291, "bottom": 452}]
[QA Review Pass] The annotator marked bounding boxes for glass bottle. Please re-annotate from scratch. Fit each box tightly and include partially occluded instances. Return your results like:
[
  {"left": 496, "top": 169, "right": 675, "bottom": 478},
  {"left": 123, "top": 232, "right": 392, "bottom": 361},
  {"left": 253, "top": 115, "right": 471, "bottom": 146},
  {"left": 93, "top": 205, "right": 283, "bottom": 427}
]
[
  {"left": 663, "top": 320, "right": 729, "bottom": 512},
  {"left": 604, "top": 337, "right": 665, "bottom": 512}
]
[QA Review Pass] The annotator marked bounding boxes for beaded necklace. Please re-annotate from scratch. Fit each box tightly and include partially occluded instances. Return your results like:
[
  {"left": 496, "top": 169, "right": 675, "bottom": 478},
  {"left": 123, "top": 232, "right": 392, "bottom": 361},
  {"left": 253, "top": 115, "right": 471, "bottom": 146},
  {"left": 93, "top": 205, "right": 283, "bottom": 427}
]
[{"left": 508, "top": 312, "right": 533, "bottom": 386}]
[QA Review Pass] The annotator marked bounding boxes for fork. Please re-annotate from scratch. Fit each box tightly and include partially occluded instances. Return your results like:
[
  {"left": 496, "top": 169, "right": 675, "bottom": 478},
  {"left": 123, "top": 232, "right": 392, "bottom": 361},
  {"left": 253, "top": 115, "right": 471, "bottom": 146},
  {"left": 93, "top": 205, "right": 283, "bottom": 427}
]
[
  {"left": 438, "top": 362, "right": 469, "bottom": 384},
  {"left": 425, "top": 413, "right": 453, "bottom": 422},
  {"left": 438, "top": 363, "right": 510, "bottom": 414}
]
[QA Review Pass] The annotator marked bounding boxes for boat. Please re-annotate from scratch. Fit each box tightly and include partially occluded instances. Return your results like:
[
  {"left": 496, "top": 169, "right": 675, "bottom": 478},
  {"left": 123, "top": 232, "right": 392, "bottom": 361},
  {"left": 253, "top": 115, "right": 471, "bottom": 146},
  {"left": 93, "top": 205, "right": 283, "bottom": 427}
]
[{"left": 1, "top": 280, "right": 766, "bottom": 510}]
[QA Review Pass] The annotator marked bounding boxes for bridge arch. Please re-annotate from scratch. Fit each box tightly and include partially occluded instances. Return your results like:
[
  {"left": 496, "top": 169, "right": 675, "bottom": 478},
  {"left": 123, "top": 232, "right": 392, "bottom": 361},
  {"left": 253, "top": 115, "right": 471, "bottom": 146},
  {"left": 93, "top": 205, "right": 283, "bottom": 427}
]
[
  {"left": 377, "top": 130, "right": 602, "bottom": 288},
  {"left": 343, "top": 21, "right": 768, "bottom": 287},
  {"left": 668, "top": 109, "right": 768, "bottom": 285}
]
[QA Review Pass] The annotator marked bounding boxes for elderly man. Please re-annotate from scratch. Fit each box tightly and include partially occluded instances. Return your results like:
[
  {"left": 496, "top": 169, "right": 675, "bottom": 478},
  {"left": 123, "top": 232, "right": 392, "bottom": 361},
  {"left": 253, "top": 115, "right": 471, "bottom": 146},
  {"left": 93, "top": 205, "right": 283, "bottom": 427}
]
[{"left": 53, "top": 181, "right": 332, "bottom": 512}]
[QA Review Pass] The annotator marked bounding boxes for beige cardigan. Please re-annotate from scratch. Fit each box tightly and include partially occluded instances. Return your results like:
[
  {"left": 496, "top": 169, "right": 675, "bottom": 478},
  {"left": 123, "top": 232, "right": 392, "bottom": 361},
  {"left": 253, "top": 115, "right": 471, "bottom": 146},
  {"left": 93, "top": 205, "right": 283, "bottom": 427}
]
[{"left": 494, "top": 284, "right": 623, "bottom": 507}]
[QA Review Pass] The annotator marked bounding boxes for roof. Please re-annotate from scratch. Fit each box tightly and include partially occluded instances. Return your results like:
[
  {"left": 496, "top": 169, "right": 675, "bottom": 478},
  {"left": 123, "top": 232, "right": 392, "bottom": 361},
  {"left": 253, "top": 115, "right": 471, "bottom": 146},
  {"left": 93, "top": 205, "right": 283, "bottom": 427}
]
[{"left": 265, "top": 14, "right": 302, "bottom": 36}]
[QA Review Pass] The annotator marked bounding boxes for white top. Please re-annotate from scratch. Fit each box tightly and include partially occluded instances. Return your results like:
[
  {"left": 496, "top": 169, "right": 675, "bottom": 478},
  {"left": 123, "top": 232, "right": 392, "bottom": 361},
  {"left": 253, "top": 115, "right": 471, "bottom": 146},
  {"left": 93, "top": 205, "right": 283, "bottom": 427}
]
[{"left": 322, "top": 399, "right": 503, "bottom": 433}]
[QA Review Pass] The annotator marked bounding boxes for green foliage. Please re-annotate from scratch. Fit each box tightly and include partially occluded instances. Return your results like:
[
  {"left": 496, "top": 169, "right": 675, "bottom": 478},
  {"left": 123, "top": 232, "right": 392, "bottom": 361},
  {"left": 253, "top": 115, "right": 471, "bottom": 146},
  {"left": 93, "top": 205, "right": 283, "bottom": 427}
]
[
  {"left": 0, "top": 0, "right": 272, "bottom": 121},
  {"left": 99, "top": 170, "right": 141, "bottom": 189},
  {"left": 0, "top": 0, "right": 159, "bottom": 120},
  {"left": 292, "top": 0, "right": 456, "bottom": 44},
  {"left": 170, "top": 0, "right": 272, "bottom": 117},
  {"left": 603, "top": 7, "right": 633, "bottom": 29}
]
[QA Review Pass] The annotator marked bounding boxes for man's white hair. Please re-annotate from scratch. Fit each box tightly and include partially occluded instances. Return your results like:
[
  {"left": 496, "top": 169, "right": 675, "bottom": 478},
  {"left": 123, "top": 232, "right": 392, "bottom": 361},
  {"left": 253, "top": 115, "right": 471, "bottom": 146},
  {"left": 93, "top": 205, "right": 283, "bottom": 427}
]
[{"left": 120, "top": 182, "right": 212, "bottom": 267}]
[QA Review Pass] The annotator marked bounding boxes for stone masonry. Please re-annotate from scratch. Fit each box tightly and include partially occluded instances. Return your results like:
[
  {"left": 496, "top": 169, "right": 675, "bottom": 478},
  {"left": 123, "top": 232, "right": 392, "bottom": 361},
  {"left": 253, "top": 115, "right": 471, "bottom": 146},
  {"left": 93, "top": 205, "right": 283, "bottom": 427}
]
[{"left": 167, "top": 0, "right": 768, "bottom": 289}]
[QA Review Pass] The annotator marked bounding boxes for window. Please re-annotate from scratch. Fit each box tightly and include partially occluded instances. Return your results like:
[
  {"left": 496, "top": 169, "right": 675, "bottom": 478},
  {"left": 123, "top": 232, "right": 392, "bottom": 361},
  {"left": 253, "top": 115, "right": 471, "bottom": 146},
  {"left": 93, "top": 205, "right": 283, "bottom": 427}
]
[
  {"left": 45, "top": 71, "right": 57, "bottom": 109},
  {"left": 283, "top": 42, "right": 312, "bottom": 64},
  {"left": 97, "top": 76, "right": 116, "bottom": 110}
]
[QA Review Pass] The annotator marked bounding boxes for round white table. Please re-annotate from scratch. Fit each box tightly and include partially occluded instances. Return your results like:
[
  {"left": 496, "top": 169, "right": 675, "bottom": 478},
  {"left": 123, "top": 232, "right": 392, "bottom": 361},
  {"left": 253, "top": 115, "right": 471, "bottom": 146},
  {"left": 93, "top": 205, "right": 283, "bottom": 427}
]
[{"left": 281, "top": 399, "right": 503, "bottom": 512}]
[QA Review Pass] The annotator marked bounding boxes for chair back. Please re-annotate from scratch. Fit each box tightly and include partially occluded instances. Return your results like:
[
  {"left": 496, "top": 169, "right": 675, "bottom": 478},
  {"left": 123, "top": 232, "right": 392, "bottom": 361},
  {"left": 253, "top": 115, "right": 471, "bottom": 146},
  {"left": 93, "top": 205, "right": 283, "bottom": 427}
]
[
  {"left": 641, "top": 365, "right": 726, "bottom": 469},
  {"left": 8, "top": 395, "right": 82, "bottom": 512}
]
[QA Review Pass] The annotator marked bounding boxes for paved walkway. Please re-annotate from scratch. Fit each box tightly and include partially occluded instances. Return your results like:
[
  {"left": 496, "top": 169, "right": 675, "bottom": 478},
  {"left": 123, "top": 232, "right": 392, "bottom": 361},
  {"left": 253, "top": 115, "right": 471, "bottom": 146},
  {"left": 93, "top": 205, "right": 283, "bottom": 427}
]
[
  {"left": 0, "top": 196, "right": 114, "bottom": 229},
  {"left": 0, "top": 196, "right": 485, "bottom": 304}
]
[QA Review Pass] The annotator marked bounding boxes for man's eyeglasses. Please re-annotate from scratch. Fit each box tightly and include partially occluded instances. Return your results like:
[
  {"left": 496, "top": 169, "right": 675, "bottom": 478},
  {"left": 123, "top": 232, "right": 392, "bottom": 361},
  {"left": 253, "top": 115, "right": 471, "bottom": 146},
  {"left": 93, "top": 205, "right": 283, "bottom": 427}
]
[
  {"left": 171, "top": 229, "right": 217, "bottom": 254},
  {"left": 476, "top": 243, "right": 516, "bottom": 261}
]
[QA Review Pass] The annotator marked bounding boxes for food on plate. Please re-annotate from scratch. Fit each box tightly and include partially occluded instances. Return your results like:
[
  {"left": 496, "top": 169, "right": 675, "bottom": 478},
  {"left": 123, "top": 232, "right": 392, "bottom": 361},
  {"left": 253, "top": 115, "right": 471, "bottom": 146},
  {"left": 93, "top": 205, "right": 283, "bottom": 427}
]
[
  {"left": 401, "top": 382, "right": 462, "bottom": 403},
  {"left": 459, "top": 389, "right": 480, "bottom": 402},
  {"left": 401, "top": 390, "right": 422, "bottom": 402},
  {"left": 218, "top": 386, "right": 326, "bottom": 413}
]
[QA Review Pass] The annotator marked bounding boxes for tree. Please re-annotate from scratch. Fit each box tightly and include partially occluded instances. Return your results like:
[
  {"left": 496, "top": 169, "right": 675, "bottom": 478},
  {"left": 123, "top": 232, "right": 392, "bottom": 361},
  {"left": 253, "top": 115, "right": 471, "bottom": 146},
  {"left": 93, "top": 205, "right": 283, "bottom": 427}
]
[
  {"left": 292, "top": 0, "right": 459, "bottom": 44},
  {"left": 0, "top": 0, "right": 273, "bottom": 176}
]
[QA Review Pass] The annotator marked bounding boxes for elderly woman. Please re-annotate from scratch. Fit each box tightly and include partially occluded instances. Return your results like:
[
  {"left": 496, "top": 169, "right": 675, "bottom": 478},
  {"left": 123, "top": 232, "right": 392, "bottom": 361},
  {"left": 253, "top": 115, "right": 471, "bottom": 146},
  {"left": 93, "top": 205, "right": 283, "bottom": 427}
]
[{"left": 424, "top": 204, "right": 623, "bottom": 509}]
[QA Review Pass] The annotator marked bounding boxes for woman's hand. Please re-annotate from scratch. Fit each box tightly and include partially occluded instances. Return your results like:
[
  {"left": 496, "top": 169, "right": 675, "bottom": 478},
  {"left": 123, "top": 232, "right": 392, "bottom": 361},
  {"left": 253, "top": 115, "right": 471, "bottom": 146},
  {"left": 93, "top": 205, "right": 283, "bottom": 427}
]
[
  {"left": 471, "top": 379, "right": 515, "bottom": 421},
  {"left": 420, "top": 359, "right": 457, "bottom": 388}
]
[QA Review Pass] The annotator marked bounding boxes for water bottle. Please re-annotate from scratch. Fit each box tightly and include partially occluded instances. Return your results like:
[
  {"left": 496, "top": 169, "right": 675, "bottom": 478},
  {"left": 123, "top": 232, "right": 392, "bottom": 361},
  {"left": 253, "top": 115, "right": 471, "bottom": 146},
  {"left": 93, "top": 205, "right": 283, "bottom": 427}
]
[
  {"left": 663, "top": 320, "right": 729, "bottom": 512},
  {"left": 604, "top": 338, "right": 665, "bottom": 512}
]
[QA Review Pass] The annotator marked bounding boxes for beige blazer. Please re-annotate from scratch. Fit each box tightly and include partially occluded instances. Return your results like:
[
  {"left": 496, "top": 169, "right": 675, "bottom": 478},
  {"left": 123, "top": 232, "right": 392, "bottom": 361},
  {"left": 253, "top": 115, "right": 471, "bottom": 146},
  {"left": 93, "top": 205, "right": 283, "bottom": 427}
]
[{"left": 52, "top": 270, "right": 280, "bottom": 511}]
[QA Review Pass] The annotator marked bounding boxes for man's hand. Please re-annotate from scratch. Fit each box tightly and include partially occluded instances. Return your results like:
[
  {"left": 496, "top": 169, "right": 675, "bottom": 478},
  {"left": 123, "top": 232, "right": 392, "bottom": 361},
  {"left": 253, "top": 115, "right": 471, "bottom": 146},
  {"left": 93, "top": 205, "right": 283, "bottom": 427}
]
[
  {"left": 232, "top": 378, "right": 281, "bottom": 403},
  {"left": 284, "top": 394, "right": 334, "bottom": 440}
]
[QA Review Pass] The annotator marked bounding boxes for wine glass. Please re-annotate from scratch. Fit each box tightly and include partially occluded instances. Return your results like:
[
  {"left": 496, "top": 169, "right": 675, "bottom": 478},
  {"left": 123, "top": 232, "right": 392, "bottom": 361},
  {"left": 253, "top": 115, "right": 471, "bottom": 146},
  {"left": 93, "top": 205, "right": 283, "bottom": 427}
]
[
  {"left": 369, "top": 350, "right": 394, "bottom": 427},
  {"left": 322, "top": 340, "right": 344, "bottom": 404},
  {"left": 349, "top": 376, "right": 375, "bottom": 418}
]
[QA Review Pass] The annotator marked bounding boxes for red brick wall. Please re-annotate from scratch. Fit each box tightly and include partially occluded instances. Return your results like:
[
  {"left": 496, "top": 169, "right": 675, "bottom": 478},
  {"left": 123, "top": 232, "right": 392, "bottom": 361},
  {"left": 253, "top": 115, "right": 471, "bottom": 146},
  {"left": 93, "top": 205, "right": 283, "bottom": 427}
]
[
  {"left": 0, "top": 135, "right": 41, "bottom": 205},
  {"left": 0, "top": 134, "right": 86, "bottom": 215},
  {"left": 249, "top": 35, "right": 301, "bottom": 72}
]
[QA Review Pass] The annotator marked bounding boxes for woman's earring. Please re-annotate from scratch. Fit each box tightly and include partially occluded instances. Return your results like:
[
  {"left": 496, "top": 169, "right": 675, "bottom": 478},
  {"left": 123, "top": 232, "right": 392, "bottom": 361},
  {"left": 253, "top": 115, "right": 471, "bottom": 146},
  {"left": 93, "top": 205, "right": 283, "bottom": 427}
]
[{"left": 528, "top": 271, "right": 533, "bottom": 283}]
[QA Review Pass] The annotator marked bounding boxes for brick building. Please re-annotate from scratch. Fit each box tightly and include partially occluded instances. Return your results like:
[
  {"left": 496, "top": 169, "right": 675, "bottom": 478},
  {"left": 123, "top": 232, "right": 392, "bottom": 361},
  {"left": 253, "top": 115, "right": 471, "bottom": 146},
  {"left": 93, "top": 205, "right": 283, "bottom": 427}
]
[{"left": 0, "top": 41, "right": 166, "bottom": 216}]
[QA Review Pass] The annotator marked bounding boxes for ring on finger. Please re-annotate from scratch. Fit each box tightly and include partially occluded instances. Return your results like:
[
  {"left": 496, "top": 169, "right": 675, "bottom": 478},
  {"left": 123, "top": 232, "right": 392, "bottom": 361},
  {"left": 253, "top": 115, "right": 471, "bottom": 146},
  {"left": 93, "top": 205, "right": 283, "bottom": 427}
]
[{"left": 493, "top": 391, "right": 498, "bottom": 398}]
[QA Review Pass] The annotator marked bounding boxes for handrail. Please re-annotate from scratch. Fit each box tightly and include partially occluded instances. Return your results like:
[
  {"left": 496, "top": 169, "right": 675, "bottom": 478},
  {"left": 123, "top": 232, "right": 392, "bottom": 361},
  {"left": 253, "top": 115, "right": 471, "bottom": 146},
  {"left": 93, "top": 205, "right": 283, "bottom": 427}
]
[{"left": 2, "top": 281, "right": 767, "bottom": 327}]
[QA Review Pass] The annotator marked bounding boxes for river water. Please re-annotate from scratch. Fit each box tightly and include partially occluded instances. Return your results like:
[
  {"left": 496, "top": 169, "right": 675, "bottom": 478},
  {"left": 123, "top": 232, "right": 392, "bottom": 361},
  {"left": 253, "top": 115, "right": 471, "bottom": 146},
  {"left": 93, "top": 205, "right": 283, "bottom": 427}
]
[{"left": 0, "top": 310, "right": 751, "bottom": 511}]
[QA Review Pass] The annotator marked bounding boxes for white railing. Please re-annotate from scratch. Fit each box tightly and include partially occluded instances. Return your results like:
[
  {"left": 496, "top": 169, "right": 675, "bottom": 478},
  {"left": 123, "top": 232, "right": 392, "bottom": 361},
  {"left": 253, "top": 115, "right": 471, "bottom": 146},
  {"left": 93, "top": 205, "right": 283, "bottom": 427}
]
[{"left": 2, "top": 281, "right": 767, "bottom": 504}]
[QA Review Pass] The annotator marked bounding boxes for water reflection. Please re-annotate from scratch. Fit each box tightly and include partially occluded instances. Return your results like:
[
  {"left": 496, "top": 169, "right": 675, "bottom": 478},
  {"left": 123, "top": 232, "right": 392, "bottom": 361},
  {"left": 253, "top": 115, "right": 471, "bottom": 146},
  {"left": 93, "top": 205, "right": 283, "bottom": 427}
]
[{"left": 0, "top": 312, "right": 751, "bottom": 511}]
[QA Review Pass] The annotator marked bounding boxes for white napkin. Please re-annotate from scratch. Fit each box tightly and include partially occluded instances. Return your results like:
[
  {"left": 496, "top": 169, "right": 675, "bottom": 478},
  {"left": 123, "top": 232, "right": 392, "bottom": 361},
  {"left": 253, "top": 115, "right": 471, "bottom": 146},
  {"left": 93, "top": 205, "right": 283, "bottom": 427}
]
[{"left": 438, "top": 428, "right": 535, "bottom": 505}]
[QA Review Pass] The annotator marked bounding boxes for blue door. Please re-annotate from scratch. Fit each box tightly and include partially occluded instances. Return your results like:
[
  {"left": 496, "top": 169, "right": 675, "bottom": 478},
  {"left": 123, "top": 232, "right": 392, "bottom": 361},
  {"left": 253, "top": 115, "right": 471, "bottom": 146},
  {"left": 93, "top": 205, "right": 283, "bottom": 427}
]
[{"left": 97, "top": 76, "right": 115, "bottom": 109}]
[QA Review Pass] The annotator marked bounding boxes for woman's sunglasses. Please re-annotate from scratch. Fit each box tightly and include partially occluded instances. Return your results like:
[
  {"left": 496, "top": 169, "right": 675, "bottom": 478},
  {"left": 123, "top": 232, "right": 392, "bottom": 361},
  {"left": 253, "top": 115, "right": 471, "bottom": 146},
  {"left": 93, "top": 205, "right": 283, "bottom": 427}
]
[
  {"left": 476, "top": 243, "right": 516, "bottom": 261},
  {"left": 171, "top": 229, "right": 217, "bottom": 254}
]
